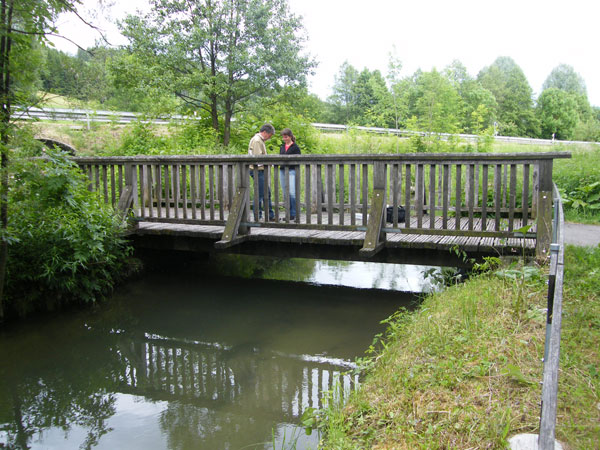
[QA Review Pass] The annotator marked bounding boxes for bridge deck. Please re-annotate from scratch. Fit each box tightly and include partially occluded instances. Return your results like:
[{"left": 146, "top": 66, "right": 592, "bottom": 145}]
[{"left": 133, "top": 213, "right": 535, "bottom": 256}]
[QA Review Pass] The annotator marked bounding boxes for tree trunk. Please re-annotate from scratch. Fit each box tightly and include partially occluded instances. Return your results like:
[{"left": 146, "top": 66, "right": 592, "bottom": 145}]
[{"left": 223, "top": 101, "right": 232, "bottom": 147}]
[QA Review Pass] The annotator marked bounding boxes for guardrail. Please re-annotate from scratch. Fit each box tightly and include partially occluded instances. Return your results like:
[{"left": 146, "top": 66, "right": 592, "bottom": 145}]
[
  {"left": 13, "top": 106, "right": 199, "bottom": 127},
  {"left": 16, "top": 107, "right": 599, "bottom": 147},
  {"left": 538, "top": 184, "right": 565, "bottom": 449}
]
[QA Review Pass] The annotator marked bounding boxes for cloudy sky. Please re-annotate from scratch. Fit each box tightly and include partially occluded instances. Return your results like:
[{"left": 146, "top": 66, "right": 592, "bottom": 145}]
[{"left": 51, "top": 0, "right": 600, "bottom": 106}]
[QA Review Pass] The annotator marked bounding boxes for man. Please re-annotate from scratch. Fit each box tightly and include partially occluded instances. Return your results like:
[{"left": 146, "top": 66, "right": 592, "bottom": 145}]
[{"left": 248, "top": 124, "right": 275, "bottom": 220}]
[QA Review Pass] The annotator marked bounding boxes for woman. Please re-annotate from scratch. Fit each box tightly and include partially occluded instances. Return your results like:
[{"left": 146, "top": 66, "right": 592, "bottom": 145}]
[{"left": 279, "top": 128, "right": 301, "bottom": 220}]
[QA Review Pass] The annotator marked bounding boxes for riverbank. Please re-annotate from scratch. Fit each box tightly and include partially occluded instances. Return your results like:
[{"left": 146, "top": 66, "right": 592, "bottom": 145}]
[{"left": 321, "top": 245, "right": 599, "bottom": 449}]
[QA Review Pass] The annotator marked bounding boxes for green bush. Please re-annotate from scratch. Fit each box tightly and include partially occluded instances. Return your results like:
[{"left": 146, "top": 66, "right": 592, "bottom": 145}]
[{"left": 4, "top": 150, "right": 132, "bottom": 317}]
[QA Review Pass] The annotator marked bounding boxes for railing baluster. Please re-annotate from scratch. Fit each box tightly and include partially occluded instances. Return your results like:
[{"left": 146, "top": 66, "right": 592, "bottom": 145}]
[
  {"left": 494, "top": 164, "right": 502, "bottom": 231},
  {"left": 209, "top": 165, "right": 215, "bottom": 221},
  {"left": 468, "top": 164, "right": 475, "bottom": 231},
  {"left": 481, "top": 165, "right": 488, "bottom": 231},
  {"left": 327, "top": 164, "right": 334, "bottom": 225},
  {"left": 404, "top": 164, "right": 411, "bottom": 229},
  {"left": 317, "top": 164, "right": 323, "bottom": 225},
  {"left": 338, "top": 163, "right": 345, "bottom": 225},
  {"left": 182, "top": 164, "right": 188, "bottom": 220},
  {"left": 305, "top": 164, "right": 312, "bottom": 224},
  {"left": 455, "top": 164, "right": 462, "bottom": 231},
  {"left": 429, "top": 164, "right": 436, "bottom": 229},
  {"left": 509, "top": 164, "right": 517, "bottom": 231},
  {"left": 218, "top": 164, "right": 224, "bottom": 221},
  {"left": 522, "top": 164, "right": 530, "bottom": 227},
  {"left": 190, "top": 165, "right": 197, "bottom": 220},
  {"left": 442, "top": 164, "right": 449, "bottom": 230},
  {"left": 361, "top": 164, "right": 368, "bottom": 227}
]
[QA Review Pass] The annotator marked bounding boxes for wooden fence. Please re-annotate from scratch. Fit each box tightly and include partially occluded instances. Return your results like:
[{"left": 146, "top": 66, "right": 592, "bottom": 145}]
[{"left": 73, "top": 152, "right": 570, "bottom": 258}]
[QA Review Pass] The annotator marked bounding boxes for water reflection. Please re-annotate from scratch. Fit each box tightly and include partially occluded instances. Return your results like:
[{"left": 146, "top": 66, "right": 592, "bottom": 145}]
[{"left": 0, "top": 253, "right": 434, "bottom": 449}]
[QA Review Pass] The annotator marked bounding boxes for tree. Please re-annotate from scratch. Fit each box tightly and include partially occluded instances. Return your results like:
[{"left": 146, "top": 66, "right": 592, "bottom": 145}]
[
  {"left": 542, "top": 64, "right": 587, "bottom": 97},
  {"left": 477, "top": 56, "right": 538, "bottom": 137},
  {"left": 0, "top": 0, "right": 83, "bottom": 319},
  {"left": 118, "top": 0, "right": 315, "bottom": 146},
  {"left": 328, "top": 61, "right": 359, "bottom": 124},
  {"left": 444, "top": 60, "right": 497, "bottom": 134},
  {"left": 407, "top": 69, "right": 463, "bottom": 134},
  {"left": 536, "top": 87, "right": 578, "bottom": 140}
]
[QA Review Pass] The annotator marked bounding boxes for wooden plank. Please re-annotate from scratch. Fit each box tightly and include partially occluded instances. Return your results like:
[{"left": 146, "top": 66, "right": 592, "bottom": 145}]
[
  {"left": 429, "top": 164, "right": 436, "bottom": 229},
  {"left": 200, "top": 165, "right": 206, "bottom": 221},
  {"left": 494, "top": 164, "right": 502, "bottom": 231},
  {"left": 467, "top": 164, "right": 474, "bottom": 231},
  {"left": 508, "top": 164, "right": 517, "bottom": 232},
  {"left": 405, "top": 164, "right": 412, "bottom": 229},
  {"left": 522, "top": 164, "right": 530, "bottom": 227},
  {"left": 339, "top": 163, "right": 345, "bottom": 225},
  {"left": 327, "top": 164, "right": 334, "bottom": 225},
  {"left": 416, "top": 164, "right": 424, "bottom": 228},
  {"left": 305, "top": 164, "right": 312, "bottom": 224},
  {"left": 481, "top": 165, "right": 488, "bottom": 231},
  {"left": 455, "top": 164, "right": 462, "bottom": 231},
  {"left": 442, "top": 164, "right": 449, "bottom": 229},
  {"left": 182, "top": 164, "right": 188, "bottom": 220},
  {"left": 350, "top": 164, "right": 356, "bottom": 226},
  {"left": 317, "top": 164, "right": 323, "bottom": 225},
  {"left": 110, "top": 165, "right": 116, "bottom": 207},
  {"left": 173, "top": 164, "right": 180, "bottom": 219},
  {"left": 362, "top": 164, "right": 369, "bottom": 226},
  {"left": 295, "top": 163, "right": 301, "bottom": 224},
  {"left": 209, "top": 164, "right": 215, "bottom": 221},
  {"left": 190, "top": 165, "right": 197, "bottom": 220},
  {"left": 218, "top": 164, "right": 224, "bottom": 221},
  {"left": 102, "top": 165, "right": 109, "bottom": 204},
  {"left": 147, "top": 164, "right": 154, "bottom": 219}
]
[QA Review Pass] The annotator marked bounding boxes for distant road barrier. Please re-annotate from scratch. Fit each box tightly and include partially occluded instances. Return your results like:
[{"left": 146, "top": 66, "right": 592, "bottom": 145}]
[{"left": 15, "top": 107, "right": 599, "bottom": 147}]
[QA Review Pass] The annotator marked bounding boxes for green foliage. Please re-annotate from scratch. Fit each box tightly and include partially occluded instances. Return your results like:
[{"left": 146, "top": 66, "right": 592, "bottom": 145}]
[
  {"left": 477, "top": 57, "right": 539, "bottom": 137},
  {"left": 4, "top": 150, "right": 132, "bottom": 316},
  {"left": 536, "top": 88, "right": 579, "bottom": 140},
  {"left": 560, "top": 181, "right": 600, "bottom": 213},
  {"left": 118, "top": 0, "right": 315, "bottom": 145},
  {"left": 554, "top": 147, "right": 600, "bottom": 220}
]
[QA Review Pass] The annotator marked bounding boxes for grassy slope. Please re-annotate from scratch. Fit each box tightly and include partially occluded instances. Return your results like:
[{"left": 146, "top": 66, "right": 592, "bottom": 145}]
[{"left": 322, "top": 247, "right": 599, "bottom": 449}]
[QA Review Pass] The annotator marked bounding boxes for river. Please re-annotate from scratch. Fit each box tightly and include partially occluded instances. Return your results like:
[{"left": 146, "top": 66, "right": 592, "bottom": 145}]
[{"left": 0, "top": 252, "right": 440, "bottom": 449}]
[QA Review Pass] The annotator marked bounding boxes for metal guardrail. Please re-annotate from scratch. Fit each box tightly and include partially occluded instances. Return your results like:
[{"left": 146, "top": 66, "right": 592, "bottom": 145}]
[
  {"left": 13, "top": 107, "right": 199, "bottom": 126},
  {"left": 537, "top": 183, "right": 565, "bottom": 449},
  {"left": 312, "top": 123, "right": 599, "bottom": 147},
  {"left": 15, "top": 107, "right": 600, "bottom": 147}
]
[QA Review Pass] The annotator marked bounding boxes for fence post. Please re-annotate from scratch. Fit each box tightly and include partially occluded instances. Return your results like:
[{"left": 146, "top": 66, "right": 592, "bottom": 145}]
[{"left": 535, "top": 160, "right": 553, "bottom": 260}]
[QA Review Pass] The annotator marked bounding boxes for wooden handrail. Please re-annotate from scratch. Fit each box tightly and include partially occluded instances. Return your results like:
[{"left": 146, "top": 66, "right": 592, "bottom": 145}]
[{"left": 74, "top": 152, "right": 570, "bottom": 258}]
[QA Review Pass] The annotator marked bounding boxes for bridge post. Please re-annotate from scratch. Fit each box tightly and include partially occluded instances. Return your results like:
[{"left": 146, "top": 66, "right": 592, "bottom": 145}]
[
  {"left": 359, "top": 162, "right": 387, "bottom": 257},
  {"left": 215, "top": 162, "right": 250, "bottom": 249},
  {"left": 535, "top": 160, "right": 553, "bottom": 260}
]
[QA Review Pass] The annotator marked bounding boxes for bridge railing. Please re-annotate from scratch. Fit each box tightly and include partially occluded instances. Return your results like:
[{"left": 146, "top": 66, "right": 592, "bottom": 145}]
[
  {"left": 73, "top": 152, "right": 570, "bottom": 258},
  {"left": 537, "top": 183, "right": 565, "bottom": 448}
]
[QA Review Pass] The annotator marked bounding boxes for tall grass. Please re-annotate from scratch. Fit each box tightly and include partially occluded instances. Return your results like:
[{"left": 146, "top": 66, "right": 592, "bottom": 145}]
[{"left": 320, "top": 246, "right": 600, "bottom": 448}]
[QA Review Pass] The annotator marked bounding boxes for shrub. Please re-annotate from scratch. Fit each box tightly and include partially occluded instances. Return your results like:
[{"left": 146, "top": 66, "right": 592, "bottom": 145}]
[{"left": 4, "top": 150, "right": 132, "bottom": 317}]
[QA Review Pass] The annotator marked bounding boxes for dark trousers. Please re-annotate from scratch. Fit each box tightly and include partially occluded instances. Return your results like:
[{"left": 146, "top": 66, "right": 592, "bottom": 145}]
[{"left": 250, "top": 169, "right": 274, "bottom": 219}]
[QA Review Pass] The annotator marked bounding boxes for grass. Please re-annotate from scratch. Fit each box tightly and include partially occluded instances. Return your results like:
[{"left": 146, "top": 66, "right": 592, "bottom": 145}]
[{"left": 318, "top": 247, "right": 599, "bottom": 449}]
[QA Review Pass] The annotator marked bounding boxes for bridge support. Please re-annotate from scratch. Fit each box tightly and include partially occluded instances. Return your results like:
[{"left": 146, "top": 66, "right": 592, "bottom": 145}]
[
  {"left": 359, "top": 162, "right": 387, "bottom": 258},
  {"left": 215, "top": 163, "right": 250, "bottom": 249},
  {"left": 536, "top": 160, "right": 553, "bottom": 261}
]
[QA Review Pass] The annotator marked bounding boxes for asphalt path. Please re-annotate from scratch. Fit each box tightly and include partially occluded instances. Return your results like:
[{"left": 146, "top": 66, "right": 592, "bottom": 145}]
[{"left": 564, "top": 222, "right": 600, "bottom": 247}]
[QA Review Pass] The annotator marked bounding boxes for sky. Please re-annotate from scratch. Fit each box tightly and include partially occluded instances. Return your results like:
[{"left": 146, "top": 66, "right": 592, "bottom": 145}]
[{"left": 50, "top": 0, "right": 600, "bottom": 107}]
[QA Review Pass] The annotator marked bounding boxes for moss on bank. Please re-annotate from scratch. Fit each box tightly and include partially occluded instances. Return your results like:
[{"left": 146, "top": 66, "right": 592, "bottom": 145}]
[{"left": 320, "top": 246, "right": 599, "bottom": 449}]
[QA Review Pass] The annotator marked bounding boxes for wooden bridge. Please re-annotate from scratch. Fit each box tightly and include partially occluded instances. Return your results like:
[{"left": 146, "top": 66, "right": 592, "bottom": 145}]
[{"left": 73, "top": 152, "right": 570, "bottom": 264}]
